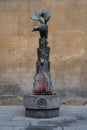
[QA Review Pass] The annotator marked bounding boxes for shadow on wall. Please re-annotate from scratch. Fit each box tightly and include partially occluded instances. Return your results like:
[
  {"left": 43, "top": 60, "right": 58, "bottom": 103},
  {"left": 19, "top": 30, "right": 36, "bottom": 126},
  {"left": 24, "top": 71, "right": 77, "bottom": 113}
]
[
  {"left": 55, "top": 88, "right": 87, "bottom": 98},
  {"left": 0, "top": 84, "right": 24, "bottom": 96},
  {"left": 0, "top": 84, "right": 86, "bottom": 98}
]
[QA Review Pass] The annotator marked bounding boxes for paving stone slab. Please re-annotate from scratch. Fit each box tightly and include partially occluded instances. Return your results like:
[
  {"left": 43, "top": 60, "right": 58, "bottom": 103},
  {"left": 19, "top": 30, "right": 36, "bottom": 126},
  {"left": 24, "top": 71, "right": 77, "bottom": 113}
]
[
  {"left": 26, "top": 126, "right": 62, "bottom": 130},
  {"left": 0, "top": 121, "right": 30, "bottom": 127},
  {"left": 0, "top": 106, "right": 87, "bottom": 129},
  {"left": 12, "top": 117, "right": 34, "bottom": 122},
  {"left": 14, "top": 126, "right": 63, "bottom": 130},
  {"left": 53, "top": 127, "right": 62, "bottom": 130},
  {"left": 0, "top": 116, "right": 13, "bottom": 121},
  {"left": 64, "top": 126, "right": 87, "bottom": 130},
  {"left": 0, "top": 106, "right": 24, "bottom": 117},
  {"left": 12, "top": 116, "right": 59, "bottom": 121},
  {"left": 14, "top": 127, "right": 27, "bottom": 130},
  {"left": 0, "top": 126, "right": 13, "bottom": 130}
]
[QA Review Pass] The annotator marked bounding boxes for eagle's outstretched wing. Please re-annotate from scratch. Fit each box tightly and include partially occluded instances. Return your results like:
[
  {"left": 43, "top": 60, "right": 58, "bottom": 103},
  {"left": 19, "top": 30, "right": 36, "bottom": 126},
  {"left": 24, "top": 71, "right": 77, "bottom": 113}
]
[
  {"left": 41, "top": 11, "right": 51, "bottom": 23},
  {"left": 30, "top": 10, "right": 51, "bottom": 23},
  {"left": 30, "top": 10, "right": 43, "bottom": 21}
]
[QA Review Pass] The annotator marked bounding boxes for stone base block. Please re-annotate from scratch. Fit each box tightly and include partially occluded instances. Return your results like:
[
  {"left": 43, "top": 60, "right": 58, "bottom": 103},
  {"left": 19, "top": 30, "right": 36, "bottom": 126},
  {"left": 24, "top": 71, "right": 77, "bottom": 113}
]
[
  {"left": 25, "top": 108, "right": 59, "bottom": 118},
  {"left": 23, "top": 93, "right": 61, "bottom": 118}
]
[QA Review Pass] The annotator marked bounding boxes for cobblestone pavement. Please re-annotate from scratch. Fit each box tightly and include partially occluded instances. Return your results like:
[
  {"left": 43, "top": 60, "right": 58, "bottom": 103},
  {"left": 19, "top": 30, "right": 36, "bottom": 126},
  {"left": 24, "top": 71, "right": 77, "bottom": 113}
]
[{"left": 0, "top": 105, "right": 87, "bottom": 130}]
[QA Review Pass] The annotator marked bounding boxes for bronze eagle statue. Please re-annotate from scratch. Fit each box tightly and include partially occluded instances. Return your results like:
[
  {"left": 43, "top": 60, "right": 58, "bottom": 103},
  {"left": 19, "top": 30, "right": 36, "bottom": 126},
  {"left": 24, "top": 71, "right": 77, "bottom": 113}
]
[{"left": 30, "top": 10, "right": 51, "bottom": 39}]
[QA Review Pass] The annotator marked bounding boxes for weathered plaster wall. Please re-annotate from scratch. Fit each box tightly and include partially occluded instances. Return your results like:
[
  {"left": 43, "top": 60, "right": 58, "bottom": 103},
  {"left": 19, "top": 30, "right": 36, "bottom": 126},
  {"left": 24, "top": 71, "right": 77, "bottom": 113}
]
[{"left": 0, "top": 0, "right": 87, "bottom": 97}]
